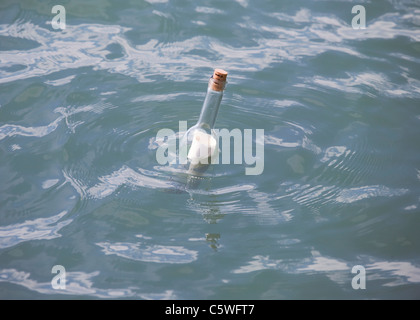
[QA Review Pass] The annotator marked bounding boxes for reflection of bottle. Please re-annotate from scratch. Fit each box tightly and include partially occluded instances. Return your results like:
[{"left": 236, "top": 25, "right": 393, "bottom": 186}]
[{"left": 180, "top": 69, "right": 228, "bottom": 175}]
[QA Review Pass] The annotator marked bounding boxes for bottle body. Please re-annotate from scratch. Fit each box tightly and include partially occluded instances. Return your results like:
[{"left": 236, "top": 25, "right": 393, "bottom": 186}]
[{"left": 180, "top": 69, "right": 227, "bottom": 174}]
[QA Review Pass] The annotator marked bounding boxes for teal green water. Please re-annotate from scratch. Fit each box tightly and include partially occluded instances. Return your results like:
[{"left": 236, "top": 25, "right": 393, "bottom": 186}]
[{"left": 1, "top": 0, "right": 420, "bottom": 299}]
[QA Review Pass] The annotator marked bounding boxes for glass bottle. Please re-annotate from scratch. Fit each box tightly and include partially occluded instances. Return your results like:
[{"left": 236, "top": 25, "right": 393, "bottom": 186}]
[{"left": 180, "top": 69, "right": 228, "bottom": 174}]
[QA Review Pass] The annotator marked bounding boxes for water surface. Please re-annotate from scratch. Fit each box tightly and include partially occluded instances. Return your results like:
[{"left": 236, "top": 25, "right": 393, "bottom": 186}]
[{"left": 1, "top": 0, "right": 420, "bottom": 299}]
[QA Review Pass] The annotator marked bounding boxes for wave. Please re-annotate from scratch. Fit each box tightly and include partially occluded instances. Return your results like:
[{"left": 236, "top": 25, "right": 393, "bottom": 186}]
[
  {"left": 0, "top": 268, "right": 175, "bottom": 299},
  {"left": 1, "top": 6, "right": 418, "bottom": 87},
  {"left": 232, "top": 251, "right": 420, "bottom": 287},
  {"left": 97, "top": 239, "right": 198, "bottom": 264},
  {"left": 0, "top": 211, "right": 72, "bottom": 249}
]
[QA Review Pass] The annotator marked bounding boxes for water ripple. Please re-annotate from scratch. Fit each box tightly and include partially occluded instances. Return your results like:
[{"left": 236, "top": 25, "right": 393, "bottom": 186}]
[
  {"left": 0, "top": 211, "right": 72, "bottom": 249},
  {"left": 366, "top": 261, "right": 420, "bottom": 287},
  {"left": 266, "top": 121, "right": 321, "bottom": 155},
  {"left": 0, "top": 101, "right": 115, "bottom": 142},
  {"left": 0, "top": 268, "right": 175, "bottom": 299},
  {"left": 87, "top": 166, "right": 177, "bottom": 199},
  {"left": 96, "top": 240, "right": 197, "bottom": 264},
  {"left": 307, "top": 72, "right": 420, "bottom": 98},
  {"left": 0, "top": 115, "right": 64, "bottom": 141},
  {"left": 280, "top": 182, "right": 409, "bottom": 208},
  {"left": 232, "top": 252, "right": 420, "bottom": 287},
  {"left": 1, "top": 7, "right": 418, "bottom": 86},
  {"left": 336, "top": 185, "right": 409, "bottom": 204}
]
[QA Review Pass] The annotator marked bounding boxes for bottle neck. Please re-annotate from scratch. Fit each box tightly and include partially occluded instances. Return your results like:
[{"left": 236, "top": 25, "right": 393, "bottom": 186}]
[{"left": 196, "top": 78, "right": 225, "bottom": 130}]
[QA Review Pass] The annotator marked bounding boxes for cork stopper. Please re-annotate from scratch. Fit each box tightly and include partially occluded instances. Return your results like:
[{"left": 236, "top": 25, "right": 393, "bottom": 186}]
[{"left": 209, "top": 68, "right": 228, "bottom": 91}]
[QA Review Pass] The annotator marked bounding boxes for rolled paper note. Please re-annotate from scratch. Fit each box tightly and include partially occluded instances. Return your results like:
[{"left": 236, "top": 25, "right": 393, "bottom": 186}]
[{"left": 187, "top": 131, "right": 217, "bottom": 165}]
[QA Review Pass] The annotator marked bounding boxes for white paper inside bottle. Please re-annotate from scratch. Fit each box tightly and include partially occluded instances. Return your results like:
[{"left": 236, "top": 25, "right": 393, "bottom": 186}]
[{"left": 187, "top": 131, "right": 217, "bottom": 165}]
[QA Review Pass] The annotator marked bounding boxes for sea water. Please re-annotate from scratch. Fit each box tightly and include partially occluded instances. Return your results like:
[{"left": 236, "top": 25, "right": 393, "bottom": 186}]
[{"left": 0, "top": 0, "right": 420, "bottom": 299}]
